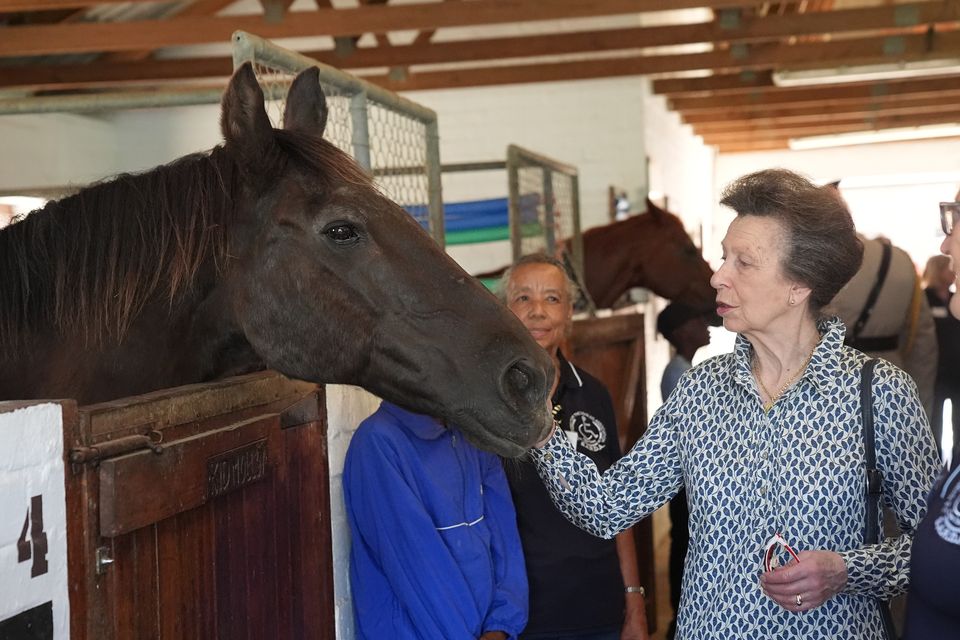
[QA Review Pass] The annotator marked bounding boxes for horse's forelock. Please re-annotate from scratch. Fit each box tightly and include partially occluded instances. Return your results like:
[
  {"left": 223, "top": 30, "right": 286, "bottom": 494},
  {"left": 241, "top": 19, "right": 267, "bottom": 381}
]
[{"left": 274, "top": 129, "right": 374, "bottom": 190}]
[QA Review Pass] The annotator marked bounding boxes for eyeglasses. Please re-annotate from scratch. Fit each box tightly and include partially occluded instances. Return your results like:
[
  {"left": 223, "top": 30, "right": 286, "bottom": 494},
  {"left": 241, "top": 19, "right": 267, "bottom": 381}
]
[
  {"left": 941, "top": 202, "right": 960, "bottom": 236},
  {"left": 763, "top": 532, "right": 800, "bottom": 572}
]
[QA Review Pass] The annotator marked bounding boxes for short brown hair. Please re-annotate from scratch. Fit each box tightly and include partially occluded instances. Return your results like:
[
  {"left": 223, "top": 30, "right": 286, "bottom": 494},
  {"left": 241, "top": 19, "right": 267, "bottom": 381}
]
[{"left": 720, "top": 169, "right": 863, "bottom": 315}]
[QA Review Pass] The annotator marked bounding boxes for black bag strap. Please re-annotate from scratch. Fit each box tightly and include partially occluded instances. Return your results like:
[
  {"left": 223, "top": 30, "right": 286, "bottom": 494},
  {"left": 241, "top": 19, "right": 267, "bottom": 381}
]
[
  {"left": 849, "top": 240, "right": 892, "bottom": 345},
  {"left": 860, "top": 358, "right": 898, "bottom": 640},
  {"left": 861, "top": 358, "right": 883, "bottom": 543}
]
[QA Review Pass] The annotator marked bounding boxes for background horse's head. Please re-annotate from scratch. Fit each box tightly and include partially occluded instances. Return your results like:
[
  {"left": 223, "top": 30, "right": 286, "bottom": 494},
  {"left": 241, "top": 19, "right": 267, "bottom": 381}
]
[
  {"left": 0, "top": 64, "right": 554, "bottom": 457},
  {"left": 582, "top": 200, "right": 715, "bottom": 311}
]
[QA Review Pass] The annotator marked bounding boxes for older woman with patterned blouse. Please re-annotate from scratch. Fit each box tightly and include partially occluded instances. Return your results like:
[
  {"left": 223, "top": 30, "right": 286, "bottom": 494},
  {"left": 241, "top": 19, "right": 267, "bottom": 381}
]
[{"left": 529, "top": 169, "right": 941, "bottom": 640}]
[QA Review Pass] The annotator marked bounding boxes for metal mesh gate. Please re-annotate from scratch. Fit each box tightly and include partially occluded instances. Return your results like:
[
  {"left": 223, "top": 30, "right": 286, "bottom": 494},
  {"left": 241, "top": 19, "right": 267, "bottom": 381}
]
[
  {"left": 232, "top": 31, "right": 444, "bottom": 246},
  {"left": 507, "top": 144, "right": 583, "bottom": 281}
]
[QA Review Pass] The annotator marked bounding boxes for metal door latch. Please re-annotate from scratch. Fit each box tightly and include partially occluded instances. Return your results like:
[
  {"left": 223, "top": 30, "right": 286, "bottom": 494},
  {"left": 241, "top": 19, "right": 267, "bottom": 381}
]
[{"left": 95, "top": 546, "right": 114, "bottom": 575}]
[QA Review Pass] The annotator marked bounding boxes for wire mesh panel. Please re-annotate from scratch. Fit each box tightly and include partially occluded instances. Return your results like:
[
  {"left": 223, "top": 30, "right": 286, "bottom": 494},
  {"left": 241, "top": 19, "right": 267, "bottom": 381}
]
[
  {"left": 507, "top": 144, "right": 583, "bottom": 281},
  {"left": 368, "top": 103, "right": 431, "bottom": 228},
  {"left": 232, "top": 31, "right": 443, "bottom": 246}
]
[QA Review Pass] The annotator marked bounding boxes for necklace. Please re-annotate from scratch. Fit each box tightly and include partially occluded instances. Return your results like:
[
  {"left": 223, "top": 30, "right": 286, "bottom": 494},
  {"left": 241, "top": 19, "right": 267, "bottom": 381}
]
[{"left": 753, "top": 343, "right": 817, "bottom": 412}]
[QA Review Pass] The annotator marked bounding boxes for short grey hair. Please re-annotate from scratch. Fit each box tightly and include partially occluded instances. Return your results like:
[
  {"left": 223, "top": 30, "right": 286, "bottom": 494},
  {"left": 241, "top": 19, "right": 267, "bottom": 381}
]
[
  {"left": 719, "top": 168, "right": 863, "bottom": 316},
  {"left": 497, "top": 253, "right": 579, "bottom": 305}
]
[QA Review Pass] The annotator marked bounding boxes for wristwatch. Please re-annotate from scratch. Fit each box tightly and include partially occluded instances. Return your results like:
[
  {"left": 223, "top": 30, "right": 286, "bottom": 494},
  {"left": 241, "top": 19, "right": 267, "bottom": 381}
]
[{"left": 624, "top": 586, "right": 645, "bottom": 596}]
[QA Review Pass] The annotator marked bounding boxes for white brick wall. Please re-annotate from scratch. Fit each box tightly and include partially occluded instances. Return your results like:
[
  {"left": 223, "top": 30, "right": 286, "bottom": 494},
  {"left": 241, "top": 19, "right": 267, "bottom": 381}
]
[
  {"left": 324, "top": 385, "right": 380, "bottom": 640},
  {"left": 406, "top": 77, "right": 650, "bottom": 275}
]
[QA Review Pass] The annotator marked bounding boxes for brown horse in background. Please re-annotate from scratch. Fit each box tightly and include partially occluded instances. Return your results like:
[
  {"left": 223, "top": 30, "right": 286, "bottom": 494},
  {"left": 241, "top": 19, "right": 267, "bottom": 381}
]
[
  {"left": 477, "top": 200, "right": 714, "bottom": 313},
  {"left": 0, "top": 63, "right": 553, "bottom": 457},
  {"left": 581, "top": 200, "right": 714, "bottom": 310}
]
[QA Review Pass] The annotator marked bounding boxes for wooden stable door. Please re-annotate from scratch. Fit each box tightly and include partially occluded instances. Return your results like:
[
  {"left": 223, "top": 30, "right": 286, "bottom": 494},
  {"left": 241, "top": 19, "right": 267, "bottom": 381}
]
[
  {"left": 64, "top": 373, "right": 334, "bottom": 640},
  {"left": 566, "top": 309, "right": 656, "bottom": 632}
]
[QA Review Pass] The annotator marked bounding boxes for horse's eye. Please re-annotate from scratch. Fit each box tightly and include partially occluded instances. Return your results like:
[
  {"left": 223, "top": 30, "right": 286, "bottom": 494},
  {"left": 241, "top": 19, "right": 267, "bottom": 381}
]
[{"left": 323, "top": 222, "right": 360, "bottom": 245}]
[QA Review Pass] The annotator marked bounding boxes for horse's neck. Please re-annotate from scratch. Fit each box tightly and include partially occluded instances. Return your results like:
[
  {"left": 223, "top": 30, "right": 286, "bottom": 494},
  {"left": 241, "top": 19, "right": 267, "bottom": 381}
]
[
  {"left": 0, "top": 266, "right": 257, "bottom": 404},
  {"left": 584, "top": 218, "right": 649, "bottom": 307}
]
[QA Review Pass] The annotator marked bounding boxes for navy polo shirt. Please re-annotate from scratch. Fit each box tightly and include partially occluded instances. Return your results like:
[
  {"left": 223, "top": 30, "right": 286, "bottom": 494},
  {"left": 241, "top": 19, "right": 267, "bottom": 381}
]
[{"left": 505, "top": 351, "right": 625, "bottom": 637}]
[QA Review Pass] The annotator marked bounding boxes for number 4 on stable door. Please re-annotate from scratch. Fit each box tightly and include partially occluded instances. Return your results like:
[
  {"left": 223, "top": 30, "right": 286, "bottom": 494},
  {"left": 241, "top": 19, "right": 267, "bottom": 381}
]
[{"left": 17, "top": 495, "right": 48, "bottom": 579}]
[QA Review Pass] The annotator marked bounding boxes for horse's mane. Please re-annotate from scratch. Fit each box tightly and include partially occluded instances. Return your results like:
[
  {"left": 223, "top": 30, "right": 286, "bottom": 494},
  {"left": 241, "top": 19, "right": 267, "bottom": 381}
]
[{"left": 0, "top": 127, "right": 372, "bottom": 356}]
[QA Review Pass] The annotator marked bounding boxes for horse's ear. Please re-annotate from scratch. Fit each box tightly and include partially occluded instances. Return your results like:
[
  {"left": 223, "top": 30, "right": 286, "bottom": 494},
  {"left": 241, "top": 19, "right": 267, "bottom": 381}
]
[
  {"left": 283, "top": 66, "right": 328, "bottom": 136},
  {"left": 221, "top": 62, "right": 275, "bottom": 164},
  {"left": 646, "top": 198, "right": 663, "bottom": 218}
]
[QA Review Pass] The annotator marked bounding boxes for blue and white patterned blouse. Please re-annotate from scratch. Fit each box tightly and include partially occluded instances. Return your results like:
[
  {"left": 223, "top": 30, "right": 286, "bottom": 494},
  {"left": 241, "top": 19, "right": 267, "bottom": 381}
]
[{"left": 531, "top": 317, "right": 941, "bottom": 640}]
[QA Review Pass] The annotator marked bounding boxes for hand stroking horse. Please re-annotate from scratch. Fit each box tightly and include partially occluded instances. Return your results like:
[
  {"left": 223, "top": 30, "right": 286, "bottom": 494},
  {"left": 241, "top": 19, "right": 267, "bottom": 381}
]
[{"left": 0, "top": 63, "right": 553, "bottom": 457}]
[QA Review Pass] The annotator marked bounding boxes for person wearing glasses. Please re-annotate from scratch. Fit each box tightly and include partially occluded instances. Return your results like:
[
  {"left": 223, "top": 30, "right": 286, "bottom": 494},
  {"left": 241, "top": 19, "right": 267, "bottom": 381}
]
[
  {"left": 903, "top": 199, "right": 960, "bottom": 639},
  {"left": 528, "top": 169, "right": 941, "bottom": 640},
  {"left": 922, "top": 252, "right": 960, "bottom": 456}
]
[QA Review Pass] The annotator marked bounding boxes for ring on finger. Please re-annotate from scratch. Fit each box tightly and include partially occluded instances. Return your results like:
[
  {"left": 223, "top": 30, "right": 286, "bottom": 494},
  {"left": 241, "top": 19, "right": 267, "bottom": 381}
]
[{"left": 795, "top": 594, "right": 803, "bottom": 607}]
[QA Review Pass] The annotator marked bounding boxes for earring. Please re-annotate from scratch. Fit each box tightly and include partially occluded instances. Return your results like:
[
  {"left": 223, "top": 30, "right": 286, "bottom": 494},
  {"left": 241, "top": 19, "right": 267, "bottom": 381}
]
[{"left": 789, "top": 297, "right": 796, "bottom": 306}]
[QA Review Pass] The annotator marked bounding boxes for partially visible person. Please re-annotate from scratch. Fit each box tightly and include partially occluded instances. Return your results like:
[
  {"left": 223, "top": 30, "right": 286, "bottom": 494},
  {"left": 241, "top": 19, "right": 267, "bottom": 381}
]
[
  {"left": 500, "top": 253, "right": 648, "bottom": 640},
  {"left": 529, "top": 169, "right": 941, "bottom": 639},
  {"left": 344, "top": 401, "right": 528, "bottom": 640},
  {"left": 830, "top": 233, "right": 938, "bottom": 422},
  {"left": 923, "top": 253, "right": 960, "bottom": 455},
  {"left": 903, "top": 201, "right": 960, "bottom": 639},
  {"left": 656, "top": 303, "right": 711, "bottom": 640}
]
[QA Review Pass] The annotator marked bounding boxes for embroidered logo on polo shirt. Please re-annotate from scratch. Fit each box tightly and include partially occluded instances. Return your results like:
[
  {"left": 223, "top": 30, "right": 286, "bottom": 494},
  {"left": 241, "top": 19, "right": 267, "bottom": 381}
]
[{"left": 569, "top": 411, "right": 606, "bottom": 452}]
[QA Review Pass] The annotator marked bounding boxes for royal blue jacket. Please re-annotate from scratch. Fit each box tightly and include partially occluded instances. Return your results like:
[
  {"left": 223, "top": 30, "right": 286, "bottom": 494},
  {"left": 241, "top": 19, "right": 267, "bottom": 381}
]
[{"left": 344, "top": 401, "right": 528, "bottom": 640}]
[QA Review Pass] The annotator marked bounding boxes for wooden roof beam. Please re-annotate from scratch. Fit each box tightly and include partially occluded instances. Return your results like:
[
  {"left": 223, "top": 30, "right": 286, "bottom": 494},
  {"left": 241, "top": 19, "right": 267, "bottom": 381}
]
[
  {"left": 6, "top": 23, "right": 960, "bottom": 92},
  {"left": 692, "top": 102, "right": 960, "bottom": 134},
  {"left": 0, "top": 0, "right": 770, "bottom": 11},
  {"left": 0, "top": 0, "right": 759, "bottom": 57},
  {"left": 681, "top": 91, "right": 960, "bottom": 124},
  {"left": 653, "top": 70, "right": 776, "bottom": 95},
  {"left": 1, "top": 0, "right": 958, "bottom": 58},
  {"left": 697, "top": 109, "right": 960, "bottom": 144},
  {"left": 716, "top": 140, "right": 791, "bottom": 153},
  {"left": 670, "top": 72, "right": 960, "bottom": 111}
]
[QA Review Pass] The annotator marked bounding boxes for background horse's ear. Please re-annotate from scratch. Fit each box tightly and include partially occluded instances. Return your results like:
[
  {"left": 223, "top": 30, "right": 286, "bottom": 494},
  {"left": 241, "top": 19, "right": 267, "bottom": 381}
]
[
  {"left": 221, "top": 62, "right": 275, "bottom": 165},
  {"left": 646, "top": 198, "right": 665, "bottom": 219},
  {"left": 283, "top": 66, "right": 328, "bottom": 136}
]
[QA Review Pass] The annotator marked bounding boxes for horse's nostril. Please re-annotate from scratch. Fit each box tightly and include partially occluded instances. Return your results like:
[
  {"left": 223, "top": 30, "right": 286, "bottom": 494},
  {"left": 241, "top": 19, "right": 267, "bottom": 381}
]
[{"left": 505, "top": 362, "right": 532, "bottom": 394}]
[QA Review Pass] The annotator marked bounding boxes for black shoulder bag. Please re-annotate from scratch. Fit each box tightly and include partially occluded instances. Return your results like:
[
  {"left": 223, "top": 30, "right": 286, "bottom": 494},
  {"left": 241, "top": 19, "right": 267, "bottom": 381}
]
[{"left": 860, "top": 358, "right": 898, "bottom": 640}]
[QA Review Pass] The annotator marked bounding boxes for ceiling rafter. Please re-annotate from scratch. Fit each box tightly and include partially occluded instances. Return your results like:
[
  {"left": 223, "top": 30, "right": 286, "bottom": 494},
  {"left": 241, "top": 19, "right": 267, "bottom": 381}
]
[
  {"left": 0, "top": 0, "right": 756, "bottom": 11},
  {"left": 693, "top": 102, "right": 960, "bottom": 135},
  {"left": 669, "top": 72, "right": 960, "bottom": 110},
  {"left": 5, "top": 16, "right": 960, "bottom": 93},
  {"left": 3, "top": 0, "right": 958, "bottom": 59},
  {"left": 682, "top": 90, "right": 960, "bottom": 124},
  {"left": 3, "top": 0, "right": 960, "bottom": 154},
  {"left": 0, "top": 0, "right": 767, "bottom": 57},
  {"left": 699, "top": 109, "right": 960, "bottom": 144}
]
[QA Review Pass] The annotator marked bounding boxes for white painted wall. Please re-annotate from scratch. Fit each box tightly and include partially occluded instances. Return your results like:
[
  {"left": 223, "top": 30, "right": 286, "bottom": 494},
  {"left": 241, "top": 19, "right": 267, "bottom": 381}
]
[
  {"left": 406, "top": 77, "right": 649, "bottom": 274},
  {"left": 0, "top": 113, "right": 119, "bottom": 192},
  {"left": 713, "top": 137, "right": 960, "bottom": 267},
  {"left": 642, "top": 84, "right": 716, "bottom": 247},
  {"left": 637, "top": 82, "right": 717, "bottom": 418},
  {"left": 324, "top": 386, "right": 380, "bottom": 640}
]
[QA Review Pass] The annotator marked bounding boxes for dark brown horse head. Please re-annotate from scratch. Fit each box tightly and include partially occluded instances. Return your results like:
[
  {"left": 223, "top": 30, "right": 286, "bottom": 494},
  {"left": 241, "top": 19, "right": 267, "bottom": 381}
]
[
  {"left": 0, "top": 63, "right": 554, "bottom": 457},
  {"left": 582, "top": 199, "right": 715, "bottom": 311}
]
